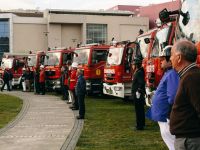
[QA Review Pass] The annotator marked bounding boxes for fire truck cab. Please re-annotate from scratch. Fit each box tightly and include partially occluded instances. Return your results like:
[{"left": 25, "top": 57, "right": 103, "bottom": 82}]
[
  {"left": 73, "top": 44, "right": 109, "bottom": 95},
  {"left": 0, "top": 53, "right": 28, "bottom": 88},
  {"left": 44, "top": 48, "right": 74, "bottom": 91},
  {"left": 103, "top": 41, "right": 137, "bottom": 98}
]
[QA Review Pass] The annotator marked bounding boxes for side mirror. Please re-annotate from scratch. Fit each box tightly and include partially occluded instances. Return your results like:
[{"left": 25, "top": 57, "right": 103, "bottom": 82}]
[
  {"left": 181, "top": 11, "right": 190, "bottom": 26},
  {"left": 159, "top": 8, "right": 170, "bottom": 23},
  {"left": 144, "top": 38, "right": 150, "bottom": 44},
  {"left": 108, "top": 53, "right": 112, "bottom": 57}
]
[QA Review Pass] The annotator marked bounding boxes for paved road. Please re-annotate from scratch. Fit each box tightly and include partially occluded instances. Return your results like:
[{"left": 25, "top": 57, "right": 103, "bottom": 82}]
[{"left": 0, "top": 91, "right": 83, "bottom": 150}]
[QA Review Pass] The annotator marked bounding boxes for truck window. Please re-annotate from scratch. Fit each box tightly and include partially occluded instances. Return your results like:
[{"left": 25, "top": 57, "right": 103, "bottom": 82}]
[
  {"left": 137, "top": 37, "right": 149, "bottom": 58},
  {"left": 125, "top": 47, "right": 134, "bottom": 73},
  {"left": 44, "top": 52, "right": 60, "bottom": 66},
  {"left": 1, "top": 58, "right": 13, "bottom": 69},
  {"left": 92, "top": 50, "right": 108, "bottom": 64},
  {"left": 151, "top": 25, "right": 171, "bottom": 57},
  {"left": 73, "top": 49, "right": 90, "bottom": 65},
  {"left": 63, "top": 53, "right": 72, "bottom": 65},
  {"left": 107, "top": 47, "right": 124, "bottom": 65},
  {"left": 28, "top": 55, "right": 36, "bottom": 67}
]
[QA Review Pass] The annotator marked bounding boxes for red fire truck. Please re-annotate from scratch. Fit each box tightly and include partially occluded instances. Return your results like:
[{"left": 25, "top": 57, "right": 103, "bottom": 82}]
[
  {"left": 0, "top": 53, "right": 28, "bottom": 88},
  {"left": 140, "top": 0, "right": 200, "bottom": 105},
  {"left": 143, "top": 20, "right": 177, "bottom": 105},
  {"left": 103, "top": 41, "right": 138, "bottom": 99},
  {"left": 72, "top": 44, "right": 110, "bottom": 95},
  {"left": 44, "top": 48, "right": 74, "bottom": 91}
]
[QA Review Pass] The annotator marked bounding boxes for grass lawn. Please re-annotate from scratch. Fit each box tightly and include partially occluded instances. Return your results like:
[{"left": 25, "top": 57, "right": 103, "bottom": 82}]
[
  {"left": 0, "top": 93, "right": 23, "bottom": 129},
  {"left": 76, "top": 96, "right": 167, "bottom": 150}
]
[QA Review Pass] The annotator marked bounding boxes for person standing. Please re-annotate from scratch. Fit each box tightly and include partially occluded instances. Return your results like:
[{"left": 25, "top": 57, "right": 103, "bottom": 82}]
[
  {"left": 75, "top": 69, "right": 86, "bottom": 119},
  {"left": 61, "top": 66, "right": 69, "bottom": 100},
  {"left": 1, "top": 68, "right": 10, "bottom": 91},
  {"left": 34, "top": 68, "right": 40, "bottom": 94},
  {"left": 131, "top": 57, "right": 146, "bottom": 130},
  {"left": 69, "top": 62, "right": 78, "bottom": 110},
  {"left": 39, "top": 65, "right": 45, "bottom": 95},
  {"left": 8, "top": 69, "right": 13, "bottom": 91},
  {"left": 21, "top": 68, "right": 27, "bottom": 92},
  {"left": 170, "top": 39, "right": 200, "bottom": 150},
  {"left": 146, "top": 46, "right": 179, "bottom": 150}
]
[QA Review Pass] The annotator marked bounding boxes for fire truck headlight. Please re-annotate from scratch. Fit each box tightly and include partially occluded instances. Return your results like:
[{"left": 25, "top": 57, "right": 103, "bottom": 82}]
[
  {"left": 56, "top": 80, "right": 60, "bottom": 85},
  {"left": 114, "top": 86, "right": 122, "bottom": 91},
  {"left": 86, "top": 81, "right": 91, "bottom": 86}
]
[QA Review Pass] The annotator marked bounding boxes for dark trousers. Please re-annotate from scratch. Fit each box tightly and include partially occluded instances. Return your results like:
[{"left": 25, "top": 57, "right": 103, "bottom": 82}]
[
  {"left": 134, "top": 98, "right": 145, "bottom": 129},
  {"left": 39, "top": 82, "right": 45, "bottom": 95},
  {"left": 175, "top": 137, "right": 200, "bottom": 150},
  {"left": 72, "top": 90, "right": 79, "bottom": 109},
  {"left": 62, "top": 85, "right": 69, "bottom": 100},
  {"left": 1, "top": 80, "right": 10, "bottom": 91},
  {"left": 34, "top": 79, "right": 40, "bottom": 94},
  {"left": 77, "top": 94, "right": 85, "bottom": 118}
]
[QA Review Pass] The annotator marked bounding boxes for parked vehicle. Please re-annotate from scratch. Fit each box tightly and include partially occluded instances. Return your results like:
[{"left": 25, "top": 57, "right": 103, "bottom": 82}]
[
  {"left": 73, "top": 44, "right": 109, "bottom": 95},
  {"left": 44, "top": 48, "right": 74, "bottom": 91},
  {"left": 0, "top": 53, "right": 28, "bottom": 88},
  {"left": 103, "top": 41, "right": 138, "bottom": 99}
]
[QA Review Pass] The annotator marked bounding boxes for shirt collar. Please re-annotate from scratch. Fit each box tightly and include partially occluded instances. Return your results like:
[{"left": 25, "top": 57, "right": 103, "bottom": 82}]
[{"left": 178, "top": 62, "right": 196, "bottom": 78}]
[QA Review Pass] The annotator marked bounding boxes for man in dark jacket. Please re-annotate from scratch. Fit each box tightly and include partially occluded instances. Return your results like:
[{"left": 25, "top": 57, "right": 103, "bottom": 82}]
[
  {"left": 170, "top": 39, "right": 200, "bottom": 149},
  {"left": 1, "top": 68, "right": 10, "bottom": 91},
  {"left": 75, "top": 69, "right": 86, "bottom": 119},
  {"left": 131, "top": 57, "right": 146, "bottom": 130}
]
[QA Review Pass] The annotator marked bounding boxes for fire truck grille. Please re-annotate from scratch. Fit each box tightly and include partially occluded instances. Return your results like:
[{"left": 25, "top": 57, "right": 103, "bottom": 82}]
[
  {"left": 45, "top": 71, "right": 56, "bottom": 77},
  {"left": 105, "top": 73, "right": 115, "bottom": 80}
]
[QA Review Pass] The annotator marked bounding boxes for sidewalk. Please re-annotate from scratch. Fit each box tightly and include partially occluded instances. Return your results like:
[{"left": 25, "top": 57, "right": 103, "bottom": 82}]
[{"left": 0, "top": 91, "right": 84, "bottom": 150}]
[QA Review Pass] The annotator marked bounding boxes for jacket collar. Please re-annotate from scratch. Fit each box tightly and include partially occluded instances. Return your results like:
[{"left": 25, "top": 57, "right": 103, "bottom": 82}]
[{"left": 178, "top": 62, "right": 196, "bottom": 78}]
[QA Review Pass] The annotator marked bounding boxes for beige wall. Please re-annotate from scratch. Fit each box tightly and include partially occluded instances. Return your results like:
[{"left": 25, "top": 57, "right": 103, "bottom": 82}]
[
  {"left": 119, "top": 24, "right": 146, "bottom": 41},
  {"left": 48, "top": 24, "right": 61, "bottom": 48},
  {"left": 48, "top": 13, "right": 149, "bottom": 45},
  {"left": 61, "top": 24, "right": 82, "bottom": 48},
  {"left": 13, "top": 23, "right": 47, "bottom": 53},
  {"left": 9, "top": 11, "right": 149, "bottom": 53}
]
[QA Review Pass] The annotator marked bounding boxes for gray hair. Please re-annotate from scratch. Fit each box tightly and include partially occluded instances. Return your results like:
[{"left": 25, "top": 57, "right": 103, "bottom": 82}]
[{"left": 175, "top": 39, "right": 197, "bottom": 62}]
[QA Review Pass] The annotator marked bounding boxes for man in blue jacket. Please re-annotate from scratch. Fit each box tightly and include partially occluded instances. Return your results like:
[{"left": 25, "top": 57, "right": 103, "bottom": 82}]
[
  {"left": 146, "top": 46, "right": 179, "bottom": 150},
  {"left": 75, "top": 69, "right": 86, "bottom": 119}
]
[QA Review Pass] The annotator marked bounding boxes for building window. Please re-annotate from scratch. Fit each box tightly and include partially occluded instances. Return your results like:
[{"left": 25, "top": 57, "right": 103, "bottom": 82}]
[
  {"left": 86, "top": 24, "right": 107, "bottom": 44},
  {"left": 0, "top": 19, "right": 9, "bottom": 54}
]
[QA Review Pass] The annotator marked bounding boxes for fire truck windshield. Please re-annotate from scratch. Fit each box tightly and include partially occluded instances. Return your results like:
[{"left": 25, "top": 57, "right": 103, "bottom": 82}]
[
  {"left": 1, "top": 58, "right": 13, "bottom": 69},
  {"left": 27, "top": 55, "right": 36, "bottom": 67},
  {"left": 73, "top": 49, "right": 90, "bottom": 65},
  {"left": 151, "top": 25, "right": 171, "bottom": 57},
  {"left": 137, "top": 36, "right": 149, "bottom": 58},
  {"left": 177, "top": 0, "right": 200, "bottom": 42},
  {"left": 44, "top": 52, "right": 61, "bottom": 66},
  {"left": 107, "top": 47, "right": 124, "bottom": 65}
]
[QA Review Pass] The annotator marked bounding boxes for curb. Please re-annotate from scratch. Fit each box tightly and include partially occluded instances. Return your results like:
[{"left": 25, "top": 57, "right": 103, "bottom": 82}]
[
  {"left": 60, "top": 110, "right": 84, "bottom": 150},
  {"left": 0, "top": 92, "right": 30, "bottom": 135}
]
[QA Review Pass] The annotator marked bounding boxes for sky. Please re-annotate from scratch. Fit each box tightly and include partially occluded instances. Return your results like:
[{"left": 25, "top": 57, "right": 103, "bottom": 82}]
[{"left": 0, "top": 0, "right": 174, "bottom": 10}]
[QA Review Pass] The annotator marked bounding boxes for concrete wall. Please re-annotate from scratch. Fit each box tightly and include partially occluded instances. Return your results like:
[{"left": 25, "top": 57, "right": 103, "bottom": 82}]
[
  {"left": 13, "top": 17, "right": 47, "bottom": 53},
  {"left": 48, "top": 13, "right": 149, "bottom": 45},
  {"left": 61, "top": 24, "right": 82, "bottom": 48},
  {"left": 3, "top": 11, "right": 149, "bottom": 53}
]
